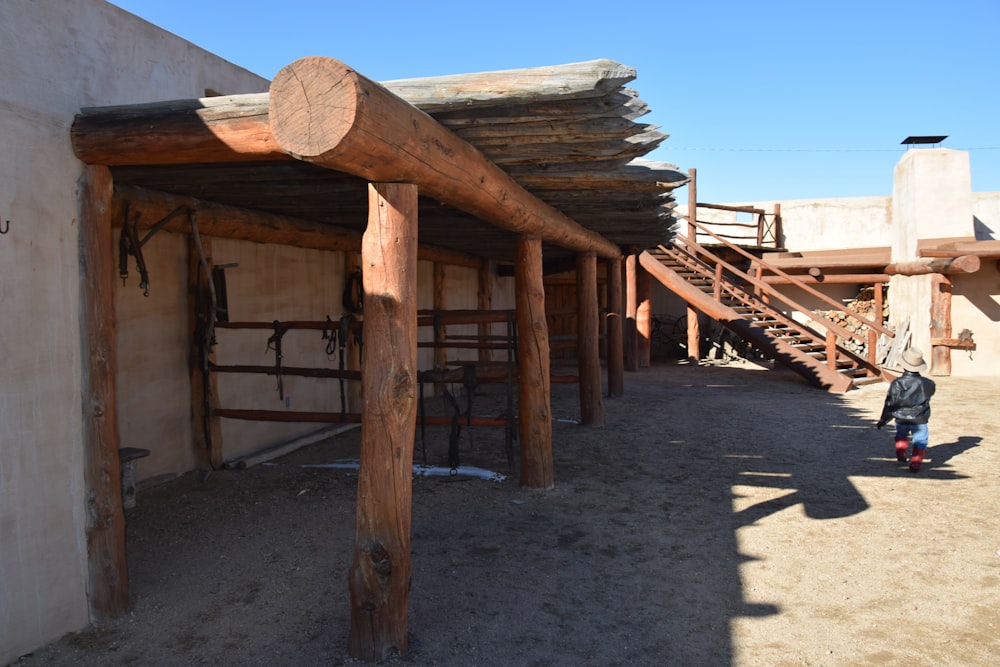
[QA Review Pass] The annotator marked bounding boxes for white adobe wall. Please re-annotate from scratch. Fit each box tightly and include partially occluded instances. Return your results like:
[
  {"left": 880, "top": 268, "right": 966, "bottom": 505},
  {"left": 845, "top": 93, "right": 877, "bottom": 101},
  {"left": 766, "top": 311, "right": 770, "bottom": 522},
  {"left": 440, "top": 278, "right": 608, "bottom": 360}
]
[{"left": 0, "top": 1, "right": 267, "bottom": 662}]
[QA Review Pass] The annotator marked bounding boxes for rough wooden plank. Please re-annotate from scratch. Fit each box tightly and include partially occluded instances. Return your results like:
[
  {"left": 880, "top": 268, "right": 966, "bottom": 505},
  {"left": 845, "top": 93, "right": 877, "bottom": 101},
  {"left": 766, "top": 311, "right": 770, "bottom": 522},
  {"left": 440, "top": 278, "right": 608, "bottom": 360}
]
[{"left": 381, "top": 59, "right": 637, "bottom": 112}]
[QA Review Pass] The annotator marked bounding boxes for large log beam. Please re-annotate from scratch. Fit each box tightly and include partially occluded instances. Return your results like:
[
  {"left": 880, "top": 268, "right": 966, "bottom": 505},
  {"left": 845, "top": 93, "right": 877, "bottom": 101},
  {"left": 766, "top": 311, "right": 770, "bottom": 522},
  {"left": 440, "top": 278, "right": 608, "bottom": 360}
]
[
  {"left": 348, "top": 183, "right": 418, "bottom": 661},
  {"left": 885, "top": 255, "right": 980, "bottom": 276},
  {"left": 269, "top": 57, "right": 622, "bottom": 260}
]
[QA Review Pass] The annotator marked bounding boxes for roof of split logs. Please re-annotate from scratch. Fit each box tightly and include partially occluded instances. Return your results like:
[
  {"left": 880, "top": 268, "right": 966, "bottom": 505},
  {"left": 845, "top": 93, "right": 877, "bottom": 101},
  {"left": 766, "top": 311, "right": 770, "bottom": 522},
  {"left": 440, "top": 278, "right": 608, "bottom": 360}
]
[{"left": 72, "top": 58, "right": 688, "bottom": 266}]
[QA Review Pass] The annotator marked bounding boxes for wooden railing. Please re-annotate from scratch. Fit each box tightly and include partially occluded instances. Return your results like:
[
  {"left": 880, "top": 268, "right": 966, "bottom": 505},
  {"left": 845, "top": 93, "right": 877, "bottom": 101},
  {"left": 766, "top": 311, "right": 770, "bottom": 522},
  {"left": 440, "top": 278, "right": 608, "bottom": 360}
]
[{"left": 672, "top": 218, "right": 894, "bottom": 370}]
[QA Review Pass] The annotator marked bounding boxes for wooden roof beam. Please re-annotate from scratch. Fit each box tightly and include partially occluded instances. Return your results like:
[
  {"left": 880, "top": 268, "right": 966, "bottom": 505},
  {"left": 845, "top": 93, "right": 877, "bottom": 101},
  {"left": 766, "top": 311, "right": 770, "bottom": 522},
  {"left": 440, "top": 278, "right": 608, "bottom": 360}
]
[{"left": 269, "top": 57, "right": 622, "bottom": 260}]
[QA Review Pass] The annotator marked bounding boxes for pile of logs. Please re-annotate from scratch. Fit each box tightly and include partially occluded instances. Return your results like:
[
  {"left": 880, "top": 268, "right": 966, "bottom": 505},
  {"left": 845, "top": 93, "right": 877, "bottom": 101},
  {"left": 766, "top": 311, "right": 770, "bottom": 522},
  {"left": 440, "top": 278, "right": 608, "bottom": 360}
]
[{"left": 815, "top": 286, "right": 889, "bottom": 356}]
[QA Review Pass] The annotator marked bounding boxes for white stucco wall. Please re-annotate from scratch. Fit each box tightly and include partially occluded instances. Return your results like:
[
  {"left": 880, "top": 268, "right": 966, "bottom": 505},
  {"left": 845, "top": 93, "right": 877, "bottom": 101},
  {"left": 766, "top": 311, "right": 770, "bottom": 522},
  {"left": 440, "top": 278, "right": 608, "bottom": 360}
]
[{"left": 0, "top": 1, "right": 268, "bottom": 662}]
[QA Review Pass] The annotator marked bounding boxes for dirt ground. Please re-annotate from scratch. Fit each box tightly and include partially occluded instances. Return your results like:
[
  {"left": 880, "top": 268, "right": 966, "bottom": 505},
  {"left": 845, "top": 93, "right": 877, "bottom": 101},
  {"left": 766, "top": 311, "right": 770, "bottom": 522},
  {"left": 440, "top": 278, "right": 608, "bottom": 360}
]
[{"left": 11, "top": 360, "right": 1000, "bottom": 666}]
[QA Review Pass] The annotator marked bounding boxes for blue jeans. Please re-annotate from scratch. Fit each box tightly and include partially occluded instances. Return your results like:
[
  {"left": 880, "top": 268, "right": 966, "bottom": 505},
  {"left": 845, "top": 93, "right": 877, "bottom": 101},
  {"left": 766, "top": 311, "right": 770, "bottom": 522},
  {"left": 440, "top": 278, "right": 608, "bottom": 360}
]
[{"left": 895, "top": 423, "right": 929, "bottom": 450}]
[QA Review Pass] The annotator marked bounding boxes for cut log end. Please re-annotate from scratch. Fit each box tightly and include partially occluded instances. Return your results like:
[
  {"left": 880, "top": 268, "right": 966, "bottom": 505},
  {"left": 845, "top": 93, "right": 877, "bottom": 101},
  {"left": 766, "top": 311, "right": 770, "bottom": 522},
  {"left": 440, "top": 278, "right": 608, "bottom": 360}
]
[{"left": 269, "top": 56, "right": 360, "bottom": 158}]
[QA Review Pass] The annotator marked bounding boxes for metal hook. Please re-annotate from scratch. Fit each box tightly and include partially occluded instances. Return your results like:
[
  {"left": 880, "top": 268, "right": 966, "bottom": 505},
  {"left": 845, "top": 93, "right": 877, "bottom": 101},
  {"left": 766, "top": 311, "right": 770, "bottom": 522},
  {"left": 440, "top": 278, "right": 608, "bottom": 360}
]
[{"left": 0, "top": 220, "right": 9, "bottom": 234}]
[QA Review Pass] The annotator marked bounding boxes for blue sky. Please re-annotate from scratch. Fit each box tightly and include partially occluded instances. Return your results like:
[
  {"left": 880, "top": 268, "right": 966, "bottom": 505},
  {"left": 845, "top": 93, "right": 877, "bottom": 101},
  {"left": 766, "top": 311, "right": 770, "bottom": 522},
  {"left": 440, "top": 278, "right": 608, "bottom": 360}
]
[{"left": 108, "top": 0, "right": 999, "bottom": 204}]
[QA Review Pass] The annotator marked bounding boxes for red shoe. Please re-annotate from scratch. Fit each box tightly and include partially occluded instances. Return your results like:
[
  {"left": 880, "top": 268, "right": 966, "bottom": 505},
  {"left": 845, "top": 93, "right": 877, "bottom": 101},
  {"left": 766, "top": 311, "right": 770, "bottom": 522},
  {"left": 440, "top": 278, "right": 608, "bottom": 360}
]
[
  {"left": 895, "top": 438, "right": 909, "bottom": 462},
  {"left": 909, "top": 448, "right": 926, "bottom": 472}
]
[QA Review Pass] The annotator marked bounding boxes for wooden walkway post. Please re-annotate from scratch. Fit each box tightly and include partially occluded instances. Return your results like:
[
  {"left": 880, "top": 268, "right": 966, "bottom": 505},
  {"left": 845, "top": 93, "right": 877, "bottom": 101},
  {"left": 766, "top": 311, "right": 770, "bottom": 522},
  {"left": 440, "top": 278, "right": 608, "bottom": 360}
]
[
  {"left": 636, "top": 264, "right": 652, "bottom": 368},
  {"left": 348, "top": 182, "right": 419, "bottom": 661},
  {"left": 516, "top": 236, "right": 554, "bottom": 489},
  {"left": 931, "top": 274, "right": 953, "bottom": 375},
  {"left": 686, "top": 169, "right": 700, "bottom": 362},
  {"left": 606, "top": 257, "right": 624, "bottom": 397},
  {"left": 576, "top": 252, "right": 604, "bottom": 425},
  {"left": 624, "top": 253, "right": 638, "bottom": 371},
  {"left": 78, "top": 165, "right": 130, "bottom": 617}
]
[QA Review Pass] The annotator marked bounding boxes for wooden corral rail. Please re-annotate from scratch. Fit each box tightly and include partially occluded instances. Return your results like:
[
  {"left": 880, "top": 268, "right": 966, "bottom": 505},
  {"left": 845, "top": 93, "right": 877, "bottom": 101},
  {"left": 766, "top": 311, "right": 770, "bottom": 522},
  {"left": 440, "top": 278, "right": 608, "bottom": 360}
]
[{"left": 206, "top": 309, "right": 585, "bottom": 470}]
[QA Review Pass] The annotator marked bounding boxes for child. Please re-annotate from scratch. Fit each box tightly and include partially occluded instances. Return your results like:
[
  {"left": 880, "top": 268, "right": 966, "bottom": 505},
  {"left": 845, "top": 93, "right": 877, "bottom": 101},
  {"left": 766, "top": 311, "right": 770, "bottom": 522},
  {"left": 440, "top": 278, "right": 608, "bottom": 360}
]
[{"left": 876, "top": 347, "right": 936, "bottom": 472}]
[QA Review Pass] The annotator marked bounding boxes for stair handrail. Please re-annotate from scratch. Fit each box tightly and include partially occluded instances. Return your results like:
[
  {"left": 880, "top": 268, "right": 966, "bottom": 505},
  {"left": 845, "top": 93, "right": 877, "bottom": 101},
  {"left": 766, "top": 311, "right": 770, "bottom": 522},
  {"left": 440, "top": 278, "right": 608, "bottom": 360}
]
[
  {"left": 665, "top": 241, "right": 865, "bottom": 346},
  {"left": 680, "top": 217, "right": 894, "bottom": 338}
]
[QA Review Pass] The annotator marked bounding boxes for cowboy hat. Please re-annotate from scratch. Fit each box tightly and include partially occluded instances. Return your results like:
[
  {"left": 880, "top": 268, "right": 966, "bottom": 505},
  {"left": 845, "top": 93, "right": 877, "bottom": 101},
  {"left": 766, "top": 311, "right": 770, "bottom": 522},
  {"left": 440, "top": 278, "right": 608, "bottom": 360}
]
[{"left": 900, "top": 347, "right": 928, "bottom": 373}]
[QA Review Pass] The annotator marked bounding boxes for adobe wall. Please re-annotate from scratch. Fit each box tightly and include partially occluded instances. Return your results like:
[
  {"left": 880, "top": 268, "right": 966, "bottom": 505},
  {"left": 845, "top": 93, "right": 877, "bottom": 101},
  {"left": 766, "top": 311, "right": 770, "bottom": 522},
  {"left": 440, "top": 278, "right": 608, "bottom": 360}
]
[{"left": 0, "top": 1, "right": 265, "bottom": 662}]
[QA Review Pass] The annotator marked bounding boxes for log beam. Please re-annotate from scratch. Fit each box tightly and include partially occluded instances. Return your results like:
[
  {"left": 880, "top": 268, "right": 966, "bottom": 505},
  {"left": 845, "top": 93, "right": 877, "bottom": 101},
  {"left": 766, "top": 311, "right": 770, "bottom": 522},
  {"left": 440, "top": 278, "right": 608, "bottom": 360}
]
[
  {"left": 78, "top": 165, "right": 130, "bottom": 617},
  {"left": 606, "top": 258, "right": 624, "bottom": 397},
  {"left": 576, "top": 252, "right": 604, "bottom": 425},
  {"left": 72, "top": 94, "right": 287, "bottom": 165},
  {"left": 348, "top": 183, "right": 418, "bottom": 661},
  {"left": 884, "top": 255, "right": 980, "bottom": 276},
  {"left": 114, "top": 185, "right": 483, "bottom": 268},
  {"left": 515, "top": 236, "right": 554, "bottom": 489},
  {"left": 268, "top": 57, "right": 621, "bottom": 260}
]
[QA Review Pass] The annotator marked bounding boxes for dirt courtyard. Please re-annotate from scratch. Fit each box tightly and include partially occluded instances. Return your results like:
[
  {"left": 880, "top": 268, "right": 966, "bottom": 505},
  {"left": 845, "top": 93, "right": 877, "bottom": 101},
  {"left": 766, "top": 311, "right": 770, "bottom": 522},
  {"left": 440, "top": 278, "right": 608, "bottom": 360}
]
[{"left": 12, "top": 361, "right": 1000, "bottom": 666}]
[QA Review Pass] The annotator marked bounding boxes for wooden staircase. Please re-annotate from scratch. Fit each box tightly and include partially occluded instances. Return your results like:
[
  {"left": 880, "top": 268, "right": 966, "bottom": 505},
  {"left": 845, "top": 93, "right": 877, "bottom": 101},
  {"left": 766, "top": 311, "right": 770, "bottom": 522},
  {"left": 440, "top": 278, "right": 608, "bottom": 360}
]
[{"left": 640, "top": 239, "right": 890, "bottom": 392}]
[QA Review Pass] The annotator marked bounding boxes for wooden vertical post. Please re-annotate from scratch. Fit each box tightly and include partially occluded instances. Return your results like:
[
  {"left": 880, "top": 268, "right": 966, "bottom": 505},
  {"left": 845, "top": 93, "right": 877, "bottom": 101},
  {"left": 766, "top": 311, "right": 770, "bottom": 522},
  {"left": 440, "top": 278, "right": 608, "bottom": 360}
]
[
  {"left": 348, "top": 182, "right": 418, "bottom": 662},
  {"left": 432, "top": 261, "right": 447, "bottom": 393},
  {"left": 344, "top": 251, "right": 363, "bottom": 413},
  {"left": 686, "top": 168, "right": 700, "bottom": 362},
  {"left": 576, "top": 252, "right": 604, "bottom": 425},
  {"left": 78, "top": 165, "right": 130, "bottom": 617},
  {"left": 606, "top": 257, "right": 624, "bottom": 397},
  {"left": 516, "top": 236, "right": 554, "bottom": 489},
  {"left": 636, "top": 264, "right": 651, "bottom": 368},
  {"left": 870, "top": 282, "right": 884, "bottom": 365},
  {"left": 188, "top": 234, "right": 223, "bottom": 468},
  {"left": 931, "top": 274, "right": 952, "bottom": 376},
  {"left": 624, "top": 253, "right": 638, "bottom": 371},
  {"left": 478, "top": 260, "right": 493, "bottom": 363}
]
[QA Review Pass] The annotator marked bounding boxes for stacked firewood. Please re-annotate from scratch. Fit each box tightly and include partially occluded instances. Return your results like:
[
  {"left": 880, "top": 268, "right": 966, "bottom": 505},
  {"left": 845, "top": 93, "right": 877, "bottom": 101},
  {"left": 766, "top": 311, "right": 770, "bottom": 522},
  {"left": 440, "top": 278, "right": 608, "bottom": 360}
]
[{"left": 815, "top": 286, "right": 889, "bottom": 356}]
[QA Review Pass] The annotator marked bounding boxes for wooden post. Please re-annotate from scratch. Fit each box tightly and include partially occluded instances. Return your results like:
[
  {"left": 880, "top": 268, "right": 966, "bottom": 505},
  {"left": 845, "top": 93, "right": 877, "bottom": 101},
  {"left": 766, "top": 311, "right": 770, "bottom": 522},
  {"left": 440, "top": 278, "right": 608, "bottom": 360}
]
[
  {"left": 826, "top": 331, "right": 837, "bottom": 370},
  {"left": 344, "top": 252, "right": 363, "bottom": 413},
  {"left": 348, "top": 182, "right": 418, "bottom": 661},
  {"left": 606, "top": 258, "right": 624, "bottom": 397},
  {"left": 78, "top": 165, "right": 130, "bottom": 617},
  {"left": 478, "top": 260, "right": 493, "bottom": 363},
  {"left": 930, "top": 274, "right": 952, "bottom": 376},
  {"left": 516, "top": 236, "right": 554, "bottom": 489},
  {"left": 433, "top": 261, "right": 447, "bottom": 393},
  {"left": 636, "top": 264, "right": 651, "bottom": 368},
  {"left": 576, "top": 252, "right": 604, "bottom": 425},
  {"left": 685, "top": 168, "right": 700, "bottom": 363},
  {"left": 624, "top": 253, "right": 638, "bottom": 371},
  {"left": 188, "top": 234, "right": 223, "bottom": 468}
]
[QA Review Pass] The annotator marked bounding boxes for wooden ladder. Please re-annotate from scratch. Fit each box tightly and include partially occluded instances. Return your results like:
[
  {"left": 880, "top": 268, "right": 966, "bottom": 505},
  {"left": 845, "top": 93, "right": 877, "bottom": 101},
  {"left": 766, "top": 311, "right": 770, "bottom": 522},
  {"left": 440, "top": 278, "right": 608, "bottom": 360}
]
[{"left": 640, "top": 243, "right": 888, "bottom": 392}]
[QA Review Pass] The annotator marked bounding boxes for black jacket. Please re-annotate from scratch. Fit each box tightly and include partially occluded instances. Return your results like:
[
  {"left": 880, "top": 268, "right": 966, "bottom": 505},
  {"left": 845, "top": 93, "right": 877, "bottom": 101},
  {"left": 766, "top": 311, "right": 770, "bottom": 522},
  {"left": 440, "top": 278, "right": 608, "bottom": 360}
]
[{"left": 878, "top": 371, "right": 936, "bottom": 426}]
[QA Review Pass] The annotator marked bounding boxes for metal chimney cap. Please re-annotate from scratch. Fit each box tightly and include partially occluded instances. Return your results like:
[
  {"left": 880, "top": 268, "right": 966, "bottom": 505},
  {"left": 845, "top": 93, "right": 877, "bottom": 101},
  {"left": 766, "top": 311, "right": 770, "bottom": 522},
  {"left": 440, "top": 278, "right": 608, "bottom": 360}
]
[{"left": 901, "top": 135, "right": 948, "bottom": 145}]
